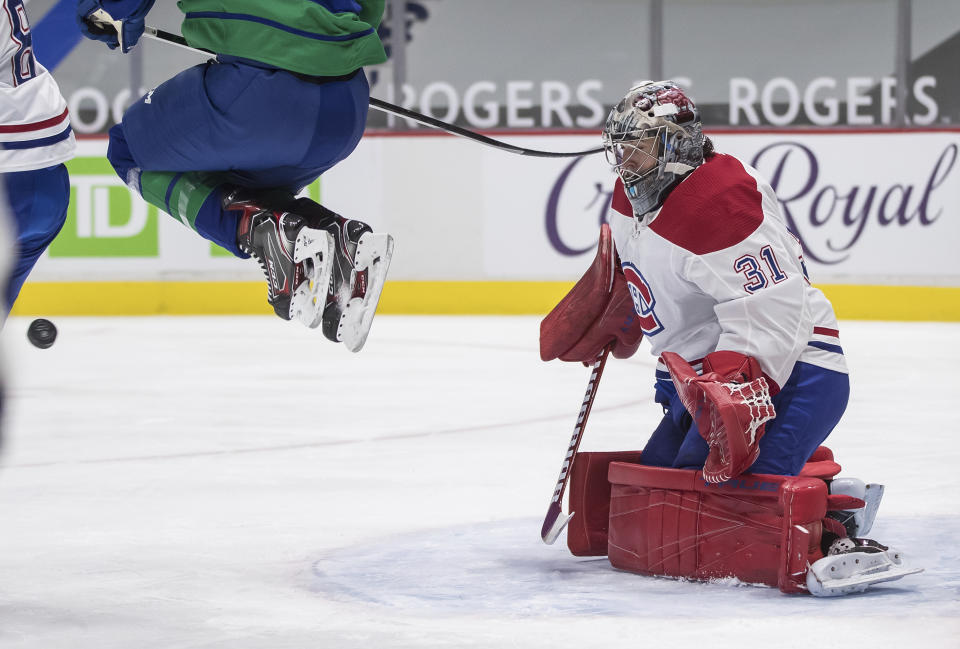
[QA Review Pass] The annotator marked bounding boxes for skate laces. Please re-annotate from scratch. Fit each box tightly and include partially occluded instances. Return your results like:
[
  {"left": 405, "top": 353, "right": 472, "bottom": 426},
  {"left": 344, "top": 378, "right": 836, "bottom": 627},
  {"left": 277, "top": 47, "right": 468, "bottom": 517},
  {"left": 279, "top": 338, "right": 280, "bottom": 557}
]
[
  {"left": 234, "top": 207, "right": 271, "bottom": 285},
  {"left": 244, "top": 208, "right": 302, "bottom": 303}
]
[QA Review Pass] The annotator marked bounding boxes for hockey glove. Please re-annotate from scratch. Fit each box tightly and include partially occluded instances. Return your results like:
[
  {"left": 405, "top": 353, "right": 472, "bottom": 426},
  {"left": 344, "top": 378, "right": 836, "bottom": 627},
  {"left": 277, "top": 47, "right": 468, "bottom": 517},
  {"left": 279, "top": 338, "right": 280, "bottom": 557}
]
[
  {"left": 661, "top": 350, "right": 776, "bottom": 483},
  {"left": 77, "top": 0, "right": 153, "bottom": 54},
  {"left": 540, "top": 223, "right": 643, "bottom": 364}
]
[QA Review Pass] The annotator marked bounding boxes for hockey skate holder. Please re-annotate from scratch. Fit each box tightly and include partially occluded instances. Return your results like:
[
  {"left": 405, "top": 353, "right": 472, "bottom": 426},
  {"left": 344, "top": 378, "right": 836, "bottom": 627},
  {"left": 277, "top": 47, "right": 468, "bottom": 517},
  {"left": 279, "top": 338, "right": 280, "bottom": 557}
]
[
  {"left": 289, "top": 227, "right": 336, "bottom": 329},
  {"left": 335, "top": 232, "right": 395, "bottom": 353},
  {"left": 806, "top": 546, "right": 923, "bottom": 597}
]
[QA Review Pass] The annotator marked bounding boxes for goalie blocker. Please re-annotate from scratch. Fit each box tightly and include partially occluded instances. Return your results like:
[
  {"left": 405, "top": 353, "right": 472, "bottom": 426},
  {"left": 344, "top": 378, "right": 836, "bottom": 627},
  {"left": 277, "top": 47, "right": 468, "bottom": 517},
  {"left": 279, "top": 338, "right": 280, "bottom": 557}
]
[
  {"left": 540, "top": 223, "right": 643, "bottom": 364},
  {"left": 566, "top": 447, "right": 922, "bottom": 596}
]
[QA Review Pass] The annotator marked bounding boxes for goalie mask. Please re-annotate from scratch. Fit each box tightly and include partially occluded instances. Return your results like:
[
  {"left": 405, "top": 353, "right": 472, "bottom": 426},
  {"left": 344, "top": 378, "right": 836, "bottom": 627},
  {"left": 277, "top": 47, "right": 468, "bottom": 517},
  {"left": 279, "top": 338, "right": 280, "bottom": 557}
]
[{"left": 602, "top": 81, "right": 705, "bottom": 218}]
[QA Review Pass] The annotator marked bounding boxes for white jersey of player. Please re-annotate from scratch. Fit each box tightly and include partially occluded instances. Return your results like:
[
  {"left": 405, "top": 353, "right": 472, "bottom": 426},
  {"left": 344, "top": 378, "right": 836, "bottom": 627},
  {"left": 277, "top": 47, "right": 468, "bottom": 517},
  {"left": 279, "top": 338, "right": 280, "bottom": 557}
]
[
  {"left": 0, "top": 0, "right": 76, "bottom": 172},
  {"left": 608, "top": 153, "right": 847, "bottom": 390}
]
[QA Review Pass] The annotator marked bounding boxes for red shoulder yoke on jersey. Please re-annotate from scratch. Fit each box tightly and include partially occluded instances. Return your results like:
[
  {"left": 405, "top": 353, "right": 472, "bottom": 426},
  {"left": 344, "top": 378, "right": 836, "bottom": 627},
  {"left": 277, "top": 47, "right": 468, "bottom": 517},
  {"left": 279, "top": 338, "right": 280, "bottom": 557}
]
[
  {"left": 566, "top": 447, "right": 861, "bottom": 594},
  {"left": 648, "top": 154, "right": 765, "bottom": 255},
  {"left": 540, "top": 223, "right": 643, "bottom": 363}
]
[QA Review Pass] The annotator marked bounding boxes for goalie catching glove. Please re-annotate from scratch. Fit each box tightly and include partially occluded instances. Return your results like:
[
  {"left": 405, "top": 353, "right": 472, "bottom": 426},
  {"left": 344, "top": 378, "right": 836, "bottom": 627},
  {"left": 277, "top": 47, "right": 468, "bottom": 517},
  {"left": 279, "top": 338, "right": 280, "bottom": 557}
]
[
  {"left": 661, "top": 350, "right": 777, "bottom": 483},
  {"left": 540, "top": 224, "right": 643, "bottom": 363}
]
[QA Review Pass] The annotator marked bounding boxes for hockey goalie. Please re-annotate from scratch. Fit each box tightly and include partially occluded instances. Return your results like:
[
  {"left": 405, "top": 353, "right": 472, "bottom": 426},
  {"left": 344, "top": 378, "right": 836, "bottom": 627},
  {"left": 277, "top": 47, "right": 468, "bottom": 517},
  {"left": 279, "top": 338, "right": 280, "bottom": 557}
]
[{"left": 539, "top": 81, "right": 921, "bottom": 596}]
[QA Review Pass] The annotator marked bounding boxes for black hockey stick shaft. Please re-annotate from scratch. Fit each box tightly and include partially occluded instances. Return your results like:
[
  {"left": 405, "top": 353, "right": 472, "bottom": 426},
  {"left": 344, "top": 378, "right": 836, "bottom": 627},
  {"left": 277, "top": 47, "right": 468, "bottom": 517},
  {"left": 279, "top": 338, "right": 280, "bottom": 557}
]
[
  {"left": 540, "top": 344, "right": 612, "bottom": 544},
  {"left": 366, "top": 98, "right": 605, "bottom": 158},
  {"left": 139, "top": 27, "right": 604, "bottom": 159}
]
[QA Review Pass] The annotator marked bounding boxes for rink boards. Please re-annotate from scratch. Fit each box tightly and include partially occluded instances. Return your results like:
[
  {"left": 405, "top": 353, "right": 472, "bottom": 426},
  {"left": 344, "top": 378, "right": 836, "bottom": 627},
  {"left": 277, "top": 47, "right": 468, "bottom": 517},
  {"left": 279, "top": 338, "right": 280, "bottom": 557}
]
[{"left": 13, "top": 130, "right": 960, "bottom": 320}]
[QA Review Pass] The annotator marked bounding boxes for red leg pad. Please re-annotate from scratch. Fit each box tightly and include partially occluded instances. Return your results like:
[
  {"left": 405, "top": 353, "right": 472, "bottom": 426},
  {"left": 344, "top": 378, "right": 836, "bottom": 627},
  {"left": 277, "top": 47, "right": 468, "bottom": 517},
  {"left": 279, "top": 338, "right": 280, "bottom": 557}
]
[
  {"left": 606, "top": 462, "right": 828, "bottom": 593},
  {"left": 567, "top": 451, "right": 643, "bottom": 556}
]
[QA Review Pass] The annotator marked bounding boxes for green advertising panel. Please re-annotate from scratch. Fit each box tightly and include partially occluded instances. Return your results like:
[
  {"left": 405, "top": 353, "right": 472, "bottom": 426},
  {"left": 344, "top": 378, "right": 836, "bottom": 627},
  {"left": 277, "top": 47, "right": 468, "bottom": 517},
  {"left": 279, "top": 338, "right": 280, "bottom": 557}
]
[{"left": 50, "top": 157, "right": 159, "bottom": 258}]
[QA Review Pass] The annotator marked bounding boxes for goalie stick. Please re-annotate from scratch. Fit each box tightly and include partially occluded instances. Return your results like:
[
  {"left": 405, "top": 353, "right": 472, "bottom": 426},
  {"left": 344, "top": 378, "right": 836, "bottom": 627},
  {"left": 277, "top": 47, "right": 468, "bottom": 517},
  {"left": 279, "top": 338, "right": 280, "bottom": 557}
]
[
  {"left": 541, "top": 344, "right": 612, "bottom": 544},
  {"left": 91, "top": 12, "right": 605, "bottom": 159}
]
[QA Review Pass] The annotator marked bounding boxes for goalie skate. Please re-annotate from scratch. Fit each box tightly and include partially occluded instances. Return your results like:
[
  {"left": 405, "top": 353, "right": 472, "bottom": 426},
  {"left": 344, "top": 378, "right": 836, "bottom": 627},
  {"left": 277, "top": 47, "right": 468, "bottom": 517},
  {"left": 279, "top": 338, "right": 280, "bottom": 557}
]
[
  {"left": 806, "top": 538, "right": 923, "bottom": 597},
  {"left": 827, "top": 478, "right": 885, "bottom": 537}
]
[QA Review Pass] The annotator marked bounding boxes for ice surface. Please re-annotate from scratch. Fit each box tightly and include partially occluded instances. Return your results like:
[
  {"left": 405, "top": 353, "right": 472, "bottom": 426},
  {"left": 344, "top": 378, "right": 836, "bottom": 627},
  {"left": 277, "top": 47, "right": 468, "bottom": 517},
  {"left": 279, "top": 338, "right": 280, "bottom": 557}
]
[{"left": 0, "top": 316, "right": 957, "bottom": 648}]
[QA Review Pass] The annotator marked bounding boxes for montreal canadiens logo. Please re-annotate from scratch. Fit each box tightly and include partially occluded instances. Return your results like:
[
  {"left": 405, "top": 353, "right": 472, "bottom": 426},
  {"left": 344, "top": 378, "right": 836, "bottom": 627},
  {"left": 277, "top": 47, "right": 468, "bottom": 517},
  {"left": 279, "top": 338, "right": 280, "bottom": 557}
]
[{"left": 621, "top": 262, "right": 665, "bottom": 336}]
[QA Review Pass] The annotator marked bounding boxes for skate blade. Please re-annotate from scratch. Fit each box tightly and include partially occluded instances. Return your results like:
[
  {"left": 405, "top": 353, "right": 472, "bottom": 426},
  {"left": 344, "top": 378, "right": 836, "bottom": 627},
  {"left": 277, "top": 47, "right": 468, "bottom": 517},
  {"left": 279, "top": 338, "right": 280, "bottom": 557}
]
[
  {"left": 336, "top": 232, "right": 395, "bottom": 352},
  {"left": 806, "top": 550, "right": 924, "bottom": 597},
  {"left": 807, "top": 565, "right": 923, "bottom": 596},
  {"left": 289, "top": 228, "right": 335, "bottom": 329}
]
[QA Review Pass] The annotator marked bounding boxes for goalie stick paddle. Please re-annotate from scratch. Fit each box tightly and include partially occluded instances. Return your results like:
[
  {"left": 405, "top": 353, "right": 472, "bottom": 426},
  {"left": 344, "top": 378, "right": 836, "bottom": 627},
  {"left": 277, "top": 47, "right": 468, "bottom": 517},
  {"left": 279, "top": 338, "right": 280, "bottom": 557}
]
[
  {"left": 129, "top": 25, "right": 604, "bottom": 159},
  {"left": 541, "top": 344, "right": 612, "bottom": 545}
]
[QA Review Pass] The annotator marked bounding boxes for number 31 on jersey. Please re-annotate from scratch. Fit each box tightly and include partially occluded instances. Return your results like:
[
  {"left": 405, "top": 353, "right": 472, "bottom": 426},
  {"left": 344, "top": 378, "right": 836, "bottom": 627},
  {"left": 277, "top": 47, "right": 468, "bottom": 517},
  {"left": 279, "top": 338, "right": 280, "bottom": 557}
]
[{"left": 734, "top": 245, "right": 789, "bottom": 294}]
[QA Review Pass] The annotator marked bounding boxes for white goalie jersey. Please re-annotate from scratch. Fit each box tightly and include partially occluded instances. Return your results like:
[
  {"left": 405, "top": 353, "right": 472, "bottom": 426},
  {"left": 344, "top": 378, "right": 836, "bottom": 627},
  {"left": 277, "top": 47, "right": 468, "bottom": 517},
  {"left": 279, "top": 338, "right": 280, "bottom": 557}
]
[
  {"left": 607, "top": 153, "right": 848, "bottom": 390},
  {"left": 0, "top": 0, "right": 76, "bottom": 172}
]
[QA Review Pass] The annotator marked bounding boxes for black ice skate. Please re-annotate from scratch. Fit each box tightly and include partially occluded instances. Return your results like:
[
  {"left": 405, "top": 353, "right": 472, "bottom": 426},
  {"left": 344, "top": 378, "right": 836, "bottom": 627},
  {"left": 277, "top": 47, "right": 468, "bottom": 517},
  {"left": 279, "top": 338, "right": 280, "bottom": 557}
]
[
  {"left": 288, "top": 198, "right": 395, "bottom": 351},
  {"left": 228, "top": 190, "right": 394, "bottom": 352}
]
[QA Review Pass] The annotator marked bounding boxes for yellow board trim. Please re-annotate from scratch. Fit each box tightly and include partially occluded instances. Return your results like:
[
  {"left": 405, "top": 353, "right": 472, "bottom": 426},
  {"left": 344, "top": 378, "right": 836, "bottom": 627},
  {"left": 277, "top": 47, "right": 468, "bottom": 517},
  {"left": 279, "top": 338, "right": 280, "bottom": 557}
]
[{"left": 9, "top": 281, "right": 960, "bottom": 320}]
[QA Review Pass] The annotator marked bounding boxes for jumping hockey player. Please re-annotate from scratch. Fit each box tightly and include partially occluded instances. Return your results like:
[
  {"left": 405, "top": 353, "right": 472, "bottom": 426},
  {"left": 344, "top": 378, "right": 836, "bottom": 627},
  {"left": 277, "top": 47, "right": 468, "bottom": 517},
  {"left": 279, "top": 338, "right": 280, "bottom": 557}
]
[
  {"left": 77, "top": 0, "right": 394, "bottom": 351},
  {"left": 0, "top": 0, "right": 76, "bottom": 314},
  {"left": 540, "top": 81, "right": 920, "bottom": 595}
]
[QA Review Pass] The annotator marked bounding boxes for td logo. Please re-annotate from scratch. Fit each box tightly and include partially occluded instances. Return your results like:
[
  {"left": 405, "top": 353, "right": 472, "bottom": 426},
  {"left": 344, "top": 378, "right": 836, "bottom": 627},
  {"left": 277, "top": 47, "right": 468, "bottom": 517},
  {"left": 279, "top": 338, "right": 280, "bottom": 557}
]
[{"left": 49, "top": 157, "right": 158, "bottom": 258}]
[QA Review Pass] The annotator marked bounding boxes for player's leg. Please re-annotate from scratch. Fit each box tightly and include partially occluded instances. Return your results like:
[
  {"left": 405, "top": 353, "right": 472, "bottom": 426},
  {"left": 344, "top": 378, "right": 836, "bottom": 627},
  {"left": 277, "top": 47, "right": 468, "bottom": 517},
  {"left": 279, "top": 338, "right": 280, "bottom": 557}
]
[
  {"left": 639, "top": 379, "right": 693, "bottom": 467},
  {"left": 107, "top": 60, "right": 371, "bottom": 251},
  {"left": 215, "top": 66, "right": 390, "bottom": 346},
  {"left": 106, "top": 62, "right": 392, "bottom": 342},
  {"left": 670, "top": 361, "right": 849, "bottom": 476},
  {"left": 105, "top": 62, "right": 252, "bottom": 256},
  {"left": 669, "top": 411, "right": 710, "bottom": 472},
  {"left": 1, "top": 164, "right": 70, "bottom": 311},
  {"left": 0, "top": 181, "right": 12, "bottom": 453},
  {"left": 747, "top": 362, "right": 849, "bottom": 476},
  {"left": 118, "top": 60, "right": 370, "bottom": 178}
]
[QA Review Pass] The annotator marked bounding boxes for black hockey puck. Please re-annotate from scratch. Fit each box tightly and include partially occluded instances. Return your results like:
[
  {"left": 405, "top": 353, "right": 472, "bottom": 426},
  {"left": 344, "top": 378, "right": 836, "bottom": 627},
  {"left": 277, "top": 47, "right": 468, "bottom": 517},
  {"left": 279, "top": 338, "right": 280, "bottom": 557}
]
[{"left": 27, "top": 318, "right": 57, "bottom": 349}]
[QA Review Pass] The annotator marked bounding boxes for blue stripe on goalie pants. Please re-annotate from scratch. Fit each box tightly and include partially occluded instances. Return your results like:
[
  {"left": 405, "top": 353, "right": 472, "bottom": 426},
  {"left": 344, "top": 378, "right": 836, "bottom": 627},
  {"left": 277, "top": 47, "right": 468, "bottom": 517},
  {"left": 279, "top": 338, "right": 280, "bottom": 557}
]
[{"left": 808, "top": 340, "right": 844, "bottom": 354}]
